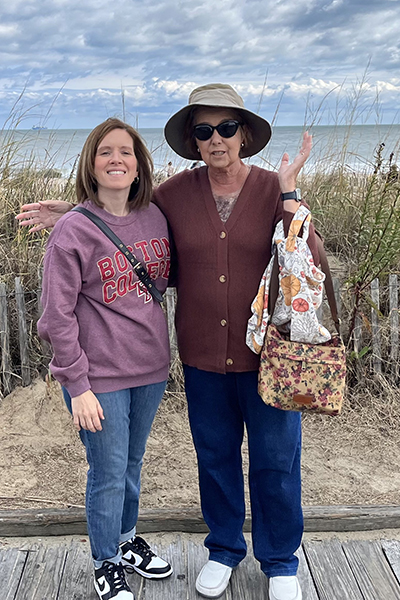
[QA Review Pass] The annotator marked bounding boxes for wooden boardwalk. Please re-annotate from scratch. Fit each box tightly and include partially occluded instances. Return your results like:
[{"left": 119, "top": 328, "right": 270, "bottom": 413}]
[{"left": 1, "top": 533, "right": 400, "bottom": 599}]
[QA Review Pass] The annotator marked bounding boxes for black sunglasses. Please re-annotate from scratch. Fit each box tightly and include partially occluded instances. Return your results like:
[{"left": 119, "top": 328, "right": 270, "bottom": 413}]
[{"left": 193, "top": 120, "right": 242, "bottom": 141}]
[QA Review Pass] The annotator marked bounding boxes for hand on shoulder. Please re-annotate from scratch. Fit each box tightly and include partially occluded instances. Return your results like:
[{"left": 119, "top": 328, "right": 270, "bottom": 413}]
[{"left": 15, "top": 200, "right": 73, "bottom": 232}]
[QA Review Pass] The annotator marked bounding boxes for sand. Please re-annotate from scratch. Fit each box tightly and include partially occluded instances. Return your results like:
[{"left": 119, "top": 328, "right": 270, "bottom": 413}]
[{"left": 0, "top": 378, "right": 399, "bottom": 511}]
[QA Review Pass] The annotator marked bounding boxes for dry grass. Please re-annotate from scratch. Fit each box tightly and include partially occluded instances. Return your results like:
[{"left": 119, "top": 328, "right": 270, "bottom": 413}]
[
  {"left": 1, "top": 88, "right": 400, "bottom": 511},
  {"left": 304, "top": 380, "right": 400, "bottom": 451},
  {"left": 1, "top": 93, "right": 400, "bottom": 400},
  {"left": 301, "top": 382, "right": 400, "bottom": 506}
]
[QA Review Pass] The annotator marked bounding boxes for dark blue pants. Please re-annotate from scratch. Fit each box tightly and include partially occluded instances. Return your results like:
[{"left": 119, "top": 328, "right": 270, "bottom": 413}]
[{"left": 183, "top": 366, "right": 303, "bottom": 577}]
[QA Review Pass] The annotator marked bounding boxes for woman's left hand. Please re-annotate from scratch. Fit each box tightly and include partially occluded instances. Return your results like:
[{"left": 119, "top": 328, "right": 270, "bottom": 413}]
[{"left": 278, "top": 131, "right": 312, "bottom": 193}]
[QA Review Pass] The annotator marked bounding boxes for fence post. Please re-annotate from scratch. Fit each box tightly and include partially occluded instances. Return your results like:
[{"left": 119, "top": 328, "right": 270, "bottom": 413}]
[
  {"left": 15, "top": 277, "right": 31, "bottom": 387},
  {"left": 371, "top": 278, "right": 382, "bottom": 376},
  {"left": 165, "top": 287, "right": 178, "bottom": 362},
  {"left": 389, "top": 274, "right": 399, "bottom": 380},
  {"left": 353, "top": 311, "right": 363, "bottom": 382},
  {"left": 0, "top": 282, "right": 12, "bottom": 397},
  {"left": 332, "top": 277, "right": 341, "bottom": 319}
]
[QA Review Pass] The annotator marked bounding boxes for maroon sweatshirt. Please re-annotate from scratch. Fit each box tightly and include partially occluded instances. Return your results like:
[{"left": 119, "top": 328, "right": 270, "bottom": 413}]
[{"left": 38, "top": 201, "right": 170, "bottom": 397}]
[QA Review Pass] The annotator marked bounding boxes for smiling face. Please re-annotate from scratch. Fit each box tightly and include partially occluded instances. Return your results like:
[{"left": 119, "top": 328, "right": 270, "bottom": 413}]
[
  {"left": 94, "top": 128, "right": 138, "bottom": 196},
  {"left": 193, "top": 108, "right": 244, "bottom": 170}
]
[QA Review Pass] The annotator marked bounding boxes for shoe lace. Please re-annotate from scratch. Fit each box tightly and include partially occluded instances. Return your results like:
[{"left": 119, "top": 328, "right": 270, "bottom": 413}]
[
  {"left": 103, "top": 561, "right": 130, "bottom": 592},
  {"left": 130, "top": 536, "right": 155, "bottom": 559}
]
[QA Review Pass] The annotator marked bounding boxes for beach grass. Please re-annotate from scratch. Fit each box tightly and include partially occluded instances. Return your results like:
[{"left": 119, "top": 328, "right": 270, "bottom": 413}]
[{"left": 1, "top": 91, "right": 400, "bottom": 395}]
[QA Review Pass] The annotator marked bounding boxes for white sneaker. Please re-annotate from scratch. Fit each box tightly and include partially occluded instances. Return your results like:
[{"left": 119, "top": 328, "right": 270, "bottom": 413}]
[
  {"left": 120, "top": 536, "right": 173, "bottom": 579},
  {"left": 94, "top": 561, "right": 134, "bottom": 599},
  {"left": 196, "top": 560, "right": 232, "bottom": 598},
  {"left": 269, "top": 576, "right": 302, "bottom": 600}
]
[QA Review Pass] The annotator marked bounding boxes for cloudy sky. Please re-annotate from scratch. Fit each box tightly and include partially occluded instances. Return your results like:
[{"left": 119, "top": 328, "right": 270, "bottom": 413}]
[{"left": 1, "top": 0, "right": 400, "bottom": 129}]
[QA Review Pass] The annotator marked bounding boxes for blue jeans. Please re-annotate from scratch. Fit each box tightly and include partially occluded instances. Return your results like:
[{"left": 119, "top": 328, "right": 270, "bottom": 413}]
[
  {"left": 183, "top": 366, "right": 303, "bottom": 578},
  {"left": 63, "top": 382, "right": 166, "bottom": 567}
]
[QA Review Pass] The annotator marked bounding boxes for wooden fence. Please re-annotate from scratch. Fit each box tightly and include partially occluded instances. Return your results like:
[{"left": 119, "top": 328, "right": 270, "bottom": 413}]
[{"left": 0, "top": 277, "right": 399, "bottom": 399}]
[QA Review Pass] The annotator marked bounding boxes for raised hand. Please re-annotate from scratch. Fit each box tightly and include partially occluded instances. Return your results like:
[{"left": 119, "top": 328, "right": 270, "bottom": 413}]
[
  {"left": 15, "top": 200, "right": 73, "bottom": 232},
  {"left": 278, "top": 131, "right": 312, "bottom": 193}
]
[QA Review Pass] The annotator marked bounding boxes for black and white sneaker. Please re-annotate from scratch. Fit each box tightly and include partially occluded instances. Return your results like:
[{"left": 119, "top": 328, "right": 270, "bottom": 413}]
[
  {"left": 120, "top": 535, "right": 173, "bottom": 579},
  {"left": 94, "top": 561, "right": 134, "bottom": 600}
]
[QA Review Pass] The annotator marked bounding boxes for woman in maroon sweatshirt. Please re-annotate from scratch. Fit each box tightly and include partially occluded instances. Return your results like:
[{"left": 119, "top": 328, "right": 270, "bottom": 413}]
[
  {"left": 18, "top": 85, "right": 316, "bottom": 600},
  {"left": 37, "top": 118, "right": 173, "bottom": 600}
]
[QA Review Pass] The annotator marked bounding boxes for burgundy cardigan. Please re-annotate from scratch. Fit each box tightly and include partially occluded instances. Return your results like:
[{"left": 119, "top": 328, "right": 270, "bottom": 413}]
[{"left": 153, "top": 165, "right": 318, "bottom": 374}]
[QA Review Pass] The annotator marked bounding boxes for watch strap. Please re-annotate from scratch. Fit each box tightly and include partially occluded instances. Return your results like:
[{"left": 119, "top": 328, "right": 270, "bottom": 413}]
[{"left": 281, "top": 188, "right": 301, "bottom": 202}]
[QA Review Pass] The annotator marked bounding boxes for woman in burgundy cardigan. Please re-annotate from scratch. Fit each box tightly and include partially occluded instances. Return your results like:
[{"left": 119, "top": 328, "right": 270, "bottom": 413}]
[
  {"left": 17, "top": 84, "right": 316, "bottom": 600},
  {"left": 157, "top": 84, "right": 315, "bottom": 600}
]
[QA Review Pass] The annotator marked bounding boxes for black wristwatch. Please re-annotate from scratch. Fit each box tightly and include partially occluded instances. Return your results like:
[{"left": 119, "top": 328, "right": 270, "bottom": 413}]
[{"left": 281, "top": 188, "right": 302, "bottom": 202}]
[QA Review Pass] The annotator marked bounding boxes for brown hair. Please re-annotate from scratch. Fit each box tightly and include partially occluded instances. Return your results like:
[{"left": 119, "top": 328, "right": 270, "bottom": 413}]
[
  {"left": 75, "top": 118, "right": 153, "bottom": 209},
  {"left": 184, "top": 107, "right": 253, "bottom": 159}
]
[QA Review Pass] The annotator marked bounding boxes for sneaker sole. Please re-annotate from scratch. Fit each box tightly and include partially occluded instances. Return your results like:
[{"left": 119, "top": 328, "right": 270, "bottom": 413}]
[
  {"left": 196, "top": 575, "right": 231, "bottom": 598},
  {"left": 196, "top": 590, "right": 228, "bottom": 599},
  {"left": 121, "top": 559, "right": 173, "bottom": 580}
]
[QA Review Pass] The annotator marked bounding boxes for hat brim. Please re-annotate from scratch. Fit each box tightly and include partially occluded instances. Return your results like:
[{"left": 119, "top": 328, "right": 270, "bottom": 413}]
[{"left": 164, "top": 103, "right": 272, "bottom": 160}]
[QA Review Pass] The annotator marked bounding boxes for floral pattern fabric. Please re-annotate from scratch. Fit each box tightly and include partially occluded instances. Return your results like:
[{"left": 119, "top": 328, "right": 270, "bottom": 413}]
[
  {"left": 258, "top": 323, "right": 345, "bottom": 416},
  {"left": 246, "top": 205, "right": 331, "bottom": 354}
]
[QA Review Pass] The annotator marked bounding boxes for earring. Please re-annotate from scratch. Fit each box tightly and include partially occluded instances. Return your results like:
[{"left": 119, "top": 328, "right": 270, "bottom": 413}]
[
  {"left": 241, "top": 142, "right": 244, "bottom": 147},
  {"left": 197, "top": 147, "right": 200, "bottom": 153},
  {"left": 133, "top": 176, "right": 139, "bottom": 184}
]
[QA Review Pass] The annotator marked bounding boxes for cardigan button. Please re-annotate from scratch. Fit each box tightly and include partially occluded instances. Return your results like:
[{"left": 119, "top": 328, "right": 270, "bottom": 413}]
[
  {"left": 226, "top": 358, "right": 234, "bottom": 366},
  {"left": 220, "top": 231, "right": 227, "bottom": 239},
  {"left": 219, "top": 275, "right": 227, "bottom": 283},
  {"left": 220, "top": 319, "right": 227, "bottom": 327}
]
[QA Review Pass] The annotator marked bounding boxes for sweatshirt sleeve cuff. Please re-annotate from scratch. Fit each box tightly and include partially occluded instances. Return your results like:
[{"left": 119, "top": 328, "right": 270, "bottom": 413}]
[{"left": 65, "top": 376, "right": 91, "bottom": 398}]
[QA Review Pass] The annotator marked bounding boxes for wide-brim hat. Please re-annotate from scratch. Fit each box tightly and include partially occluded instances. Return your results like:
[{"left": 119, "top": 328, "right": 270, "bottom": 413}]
[{"left": 164, "top": 83, "right": 272, "bottom": 160}]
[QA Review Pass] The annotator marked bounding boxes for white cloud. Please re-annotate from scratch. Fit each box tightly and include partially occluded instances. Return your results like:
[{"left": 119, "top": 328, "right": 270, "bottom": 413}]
[
  {"left": 0, "top": 0, "right": 399, "bottom": 126},
  {"left": 377, "top": 80, "right": 400, "bottom": 92}
]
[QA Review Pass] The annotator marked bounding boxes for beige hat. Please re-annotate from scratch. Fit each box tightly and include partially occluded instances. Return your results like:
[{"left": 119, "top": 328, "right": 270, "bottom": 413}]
[{"left": 164, "top": 83, "right": 272, "bottom": 160}]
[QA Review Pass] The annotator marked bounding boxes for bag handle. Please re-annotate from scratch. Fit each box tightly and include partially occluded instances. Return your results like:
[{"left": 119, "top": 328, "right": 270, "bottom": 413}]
[
  {"left": 268, "top": 232, "right": 341, "bottom": 335},
  {"left": 287, "top": 206, "right": 311, "bottom": 242},
  {"left": 72, "top": 206, "right": 164, "bottom": 304},
  {"left": 316, "top": 234, "right": 341, "bottom": 334}
]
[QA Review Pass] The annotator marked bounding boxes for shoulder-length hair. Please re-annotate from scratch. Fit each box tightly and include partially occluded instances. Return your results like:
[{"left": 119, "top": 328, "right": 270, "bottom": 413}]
[{"left": 75, "top": 118, "right": 153, "bottom": 209}]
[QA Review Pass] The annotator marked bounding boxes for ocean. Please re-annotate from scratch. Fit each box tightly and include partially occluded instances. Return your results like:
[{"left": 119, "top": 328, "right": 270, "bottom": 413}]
[{"left": 4, "top": 124, "right": 400, "bottom": 177}]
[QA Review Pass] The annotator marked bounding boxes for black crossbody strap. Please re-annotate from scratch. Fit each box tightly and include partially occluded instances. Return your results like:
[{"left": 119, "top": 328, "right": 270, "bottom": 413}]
[{"left": 72, "top": 206, "right": 164, "bottom": 304}]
